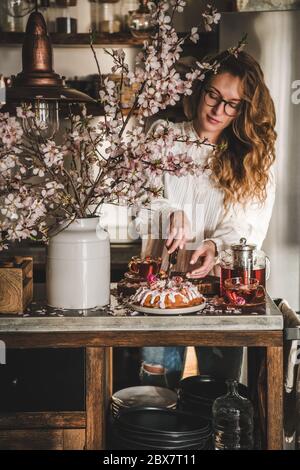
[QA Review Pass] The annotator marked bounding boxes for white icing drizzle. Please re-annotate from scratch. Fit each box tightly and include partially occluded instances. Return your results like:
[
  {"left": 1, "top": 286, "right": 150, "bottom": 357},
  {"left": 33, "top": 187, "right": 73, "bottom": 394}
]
[{"left": 132, "top": 279, "right": 204, "bottom": 308}]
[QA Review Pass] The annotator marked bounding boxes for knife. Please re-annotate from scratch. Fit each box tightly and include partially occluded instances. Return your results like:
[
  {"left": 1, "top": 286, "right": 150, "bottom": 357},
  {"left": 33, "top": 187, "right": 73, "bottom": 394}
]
[{"left": 166, "top": 247, "right": 179, "bottom": 278}]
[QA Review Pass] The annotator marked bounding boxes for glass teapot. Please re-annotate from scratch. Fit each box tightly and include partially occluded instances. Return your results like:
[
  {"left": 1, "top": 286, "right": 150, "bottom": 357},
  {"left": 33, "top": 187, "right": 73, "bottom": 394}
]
[{"left": 219, "top": 238, "right": 269, "bottom": 298}]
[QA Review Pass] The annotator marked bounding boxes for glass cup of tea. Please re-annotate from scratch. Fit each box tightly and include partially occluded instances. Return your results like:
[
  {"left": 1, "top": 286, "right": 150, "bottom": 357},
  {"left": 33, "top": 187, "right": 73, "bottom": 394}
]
[
  {"left": 224, "top": 277, "right": 265, "bottom": 306},
  {"left": 128, "top": 256, "right": 162, "bottom": 280}
]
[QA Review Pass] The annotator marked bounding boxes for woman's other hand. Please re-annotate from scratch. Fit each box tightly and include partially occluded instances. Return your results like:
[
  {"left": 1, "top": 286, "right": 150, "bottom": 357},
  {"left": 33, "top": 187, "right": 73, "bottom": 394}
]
[
  {"left": 166, "top": 210, "right": 192, "bottom": 254},
  {"left": 187, "top": 240, "right": 217, "bottom": 278}
]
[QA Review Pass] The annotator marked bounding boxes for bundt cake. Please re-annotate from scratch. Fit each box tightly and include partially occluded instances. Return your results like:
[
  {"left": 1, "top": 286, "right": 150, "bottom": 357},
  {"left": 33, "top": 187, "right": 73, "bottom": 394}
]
[{"left": 131, "top": 275, "right": 206, "bottom": 309}]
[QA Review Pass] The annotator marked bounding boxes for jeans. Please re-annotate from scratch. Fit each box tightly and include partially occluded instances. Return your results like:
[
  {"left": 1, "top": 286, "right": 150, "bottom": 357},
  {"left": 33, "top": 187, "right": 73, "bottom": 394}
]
[{"left": 140, "top": 346, "right": 243, "bottom": 389}]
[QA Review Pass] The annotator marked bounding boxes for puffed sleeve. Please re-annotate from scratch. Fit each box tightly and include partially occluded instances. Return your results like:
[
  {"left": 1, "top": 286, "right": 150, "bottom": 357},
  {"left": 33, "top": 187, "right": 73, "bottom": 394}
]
[{"left": 205, "top": 167, "right": 276, "bottom": 253}]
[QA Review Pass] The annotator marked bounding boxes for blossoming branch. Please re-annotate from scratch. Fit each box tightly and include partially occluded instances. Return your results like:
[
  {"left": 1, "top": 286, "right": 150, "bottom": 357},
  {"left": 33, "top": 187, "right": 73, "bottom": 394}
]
[{"left": 0, "top": 1, "right": 244, "bottom": 250}]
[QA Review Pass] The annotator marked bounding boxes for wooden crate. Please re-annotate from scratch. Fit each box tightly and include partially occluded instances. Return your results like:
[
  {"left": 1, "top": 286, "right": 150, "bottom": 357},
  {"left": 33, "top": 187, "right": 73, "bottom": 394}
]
[{"left": 0, "top": 257, "right": 33, "bottom": 314}]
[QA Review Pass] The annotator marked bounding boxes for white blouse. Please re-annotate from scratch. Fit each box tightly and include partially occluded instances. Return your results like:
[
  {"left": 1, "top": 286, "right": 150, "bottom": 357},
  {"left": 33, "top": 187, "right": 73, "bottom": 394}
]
[{"left": 136, "top": 120, "right": 275, "bottom": 272}]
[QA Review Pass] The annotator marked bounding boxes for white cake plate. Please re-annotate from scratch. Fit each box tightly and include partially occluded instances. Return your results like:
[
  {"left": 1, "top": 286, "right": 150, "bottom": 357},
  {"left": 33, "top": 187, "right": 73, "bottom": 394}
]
[{"left": 130, "top": 302, "right": 206, "bottom": 315}]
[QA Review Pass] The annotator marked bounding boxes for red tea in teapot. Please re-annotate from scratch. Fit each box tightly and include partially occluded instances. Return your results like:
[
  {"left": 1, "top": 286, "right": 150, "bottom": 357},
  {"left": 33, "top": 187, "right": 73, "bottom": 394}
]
[
  {"left": 219, "top": 238, "right": 269, "bottom": 299},
  {"left": 220, "top": 267, "right": 266, "bottom": 296},
  {"left": 224, "top": 277, "right": 265, "bottom": 306}
]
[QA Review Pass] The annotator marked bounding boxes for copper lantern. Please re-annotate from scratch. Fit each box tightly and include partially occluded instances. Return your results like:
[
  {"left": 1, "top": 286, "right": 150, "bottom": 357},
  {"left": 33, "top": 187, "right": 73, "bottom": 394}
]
[{"left": 5, "top": 9, "right": 95, "bottom": 137}]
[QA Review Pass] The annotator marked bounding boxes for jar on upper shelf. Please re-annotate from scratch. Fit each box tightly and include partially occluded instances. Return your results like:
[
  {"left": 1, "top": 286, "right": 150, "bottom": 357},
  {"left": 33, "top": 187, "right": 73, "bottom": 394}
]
[
  {"left": 54, "top": 0, "right": 78, "bottom": 33},
  {"left": 0, "top": 0, "right": 25, "bottom": 32},
  {"left": 89, "top": 0, "right": 121, "bottom": 33}
]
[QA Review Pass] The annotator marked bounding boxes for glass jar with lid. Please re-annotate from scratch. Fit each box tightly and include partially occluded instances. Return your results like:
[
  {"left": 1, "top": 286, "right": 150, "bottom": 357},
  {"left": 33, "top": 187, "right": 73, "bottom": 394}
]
[
  {"left": 89, "top": 0, "right": 99, "bottom": 31},
  {"left": 54, "top": 0, "right": 78, "bottom": 33},
  {"left": 0, "top": 1, "right": 25, "bottom": 32},
  {"left": 90, "top": 0, "right": 122, "bottom": 33},
  {"left": 98, "top": 1, "right": 121, "bottom": 34}
]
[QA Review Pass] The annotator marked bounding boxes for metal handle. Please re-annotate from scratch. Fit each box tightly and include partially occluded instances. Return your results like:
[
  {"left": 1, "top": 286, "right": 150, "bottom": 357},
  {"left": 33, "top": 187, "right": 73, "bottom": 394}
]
[{"left": 285, "top": 326, "right": 300, "bottom": 341}]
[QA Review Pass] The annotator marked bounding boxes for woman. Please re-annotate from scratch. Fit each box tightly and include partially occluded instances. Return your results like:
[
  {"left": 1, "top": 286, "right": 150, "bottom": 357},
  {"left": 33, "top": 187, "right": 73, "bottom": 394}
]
[{"left": 138, "top": 50, "right": 277, "bottom": 388}]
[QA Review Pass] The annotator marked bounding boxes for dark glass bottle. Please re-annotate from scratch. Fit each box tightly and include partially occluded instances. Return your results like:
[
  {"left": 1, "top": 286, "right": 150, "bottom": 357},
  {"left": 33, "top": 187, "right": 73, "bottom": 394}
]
[{"left": 212, "top": 379, "right": 254, "bottom": 450}]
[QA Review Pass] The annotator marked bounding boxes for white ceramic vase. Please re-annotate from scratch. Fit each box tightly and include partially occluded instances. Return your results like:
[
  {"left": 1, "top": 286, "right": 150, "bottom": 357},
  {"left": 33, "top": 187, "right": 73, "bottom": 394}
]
[{"left": 46, "top": 217, "right": 110, "bottom": 309}]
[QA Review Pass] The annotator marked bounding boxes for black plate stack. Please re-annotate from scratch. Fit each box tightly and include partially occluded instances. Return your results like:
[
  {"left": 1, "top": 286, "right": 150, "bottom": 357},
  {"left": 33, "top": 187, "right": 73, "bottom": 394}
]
[
  {"left": 178, "top": 375, "right": 248, "bottom": 420},
  {"left": 110, "top": 407, "right": 212, "bottom": 450}
]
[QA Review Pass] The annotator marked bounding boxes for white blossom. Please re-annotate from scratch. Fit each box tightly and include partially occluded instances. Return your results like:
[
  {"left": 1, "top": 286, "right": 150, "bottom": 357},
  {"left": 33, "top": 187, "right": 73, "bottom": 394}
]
[
  {"left": 190, "top": 27, "right": 199, "bottom": 44},
  {"left": 32, "top": 167, "right": 45, "bottom": 177},
  {"left": 16, "top": 105, "right": 35, "bottom": 119},
  {"left": 202, "top": 4, "right": 221, "bottom": 32}
]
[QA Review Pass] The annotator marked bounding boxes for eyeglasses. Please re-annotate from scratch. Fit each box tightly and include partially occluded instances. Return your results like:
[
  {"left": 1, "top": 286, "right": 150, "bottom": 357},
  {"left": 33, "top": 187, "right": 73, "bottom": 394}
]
[{"left": 204, "top": 88, "right": 242, "bottom": 117}]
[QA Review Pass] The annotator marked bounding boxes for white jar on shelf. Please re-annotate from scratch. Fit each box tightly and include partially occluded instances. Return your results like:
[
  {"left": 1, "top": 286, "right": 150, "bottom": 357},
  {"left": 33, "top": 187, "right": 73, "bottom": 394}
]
[
  {"left": 98, "top": 2, "right": 121, "bottom": 33},
  {"left": 54, "top": 0, "right": 78, "bottom": 33}
]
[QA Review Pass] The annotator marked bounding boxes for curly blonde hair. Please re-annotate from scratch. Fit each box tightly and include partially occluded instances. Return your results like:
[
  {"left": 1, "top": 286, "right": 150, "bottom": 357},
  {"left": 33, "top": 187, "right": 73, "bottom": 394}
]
[{"left": 185, "top": 51, "right": 277, "bottom": 207}]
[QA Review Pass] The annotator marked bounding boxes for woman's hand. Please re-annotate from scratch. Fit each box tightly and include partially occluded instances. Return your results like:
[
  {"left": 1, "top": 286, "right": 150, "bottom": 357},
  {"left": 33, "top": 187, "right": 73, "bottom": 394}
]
[
  {"left": 165, "top": 210, "right": 192, "bottom": 254},
  {"left": 186, "top": 240, "right": 217, "bottom": 278}
]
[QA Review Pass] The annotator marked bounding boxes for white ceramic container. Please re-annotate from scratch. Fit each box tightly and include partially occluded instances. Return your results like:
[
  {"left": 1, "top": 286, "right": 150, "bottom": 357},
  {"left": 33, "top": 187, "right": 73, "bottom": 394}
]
[{"left": 46, "top": 217, "right": 110, "bottom": 309}]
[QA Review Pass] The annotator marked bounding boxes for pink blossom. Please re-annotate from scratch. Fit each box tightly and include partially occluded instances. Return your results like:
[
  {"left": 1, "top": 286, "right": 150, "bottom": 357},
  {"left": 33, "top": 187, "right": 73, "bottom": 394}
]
[{"left": 41, "top": 141, "right": 64, "bottom": 168}]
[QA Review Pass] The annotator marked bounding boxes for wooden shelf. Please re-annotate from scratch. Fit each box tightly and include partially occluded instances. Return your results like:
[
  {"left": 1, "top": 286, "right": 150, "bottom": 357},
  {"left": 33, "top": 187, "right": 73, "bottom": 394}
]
[
  {"left": 0, "top": 31, "right": 218, "bottom": 49},
  {"left": 0, "top": 31, "right": 143, "bottom": 46},
  {"left": 0, "top": 31, "right": 142, "bottom": 46}
]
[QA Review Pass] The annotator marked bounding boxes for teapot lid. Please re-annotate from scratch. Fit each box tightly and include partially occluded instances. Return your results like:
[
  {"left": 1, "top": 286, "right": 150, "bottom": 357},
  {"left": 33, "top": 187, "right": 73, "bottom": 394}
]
[{"left": 231, "top": 237, "right": 256, "bottom": 252}]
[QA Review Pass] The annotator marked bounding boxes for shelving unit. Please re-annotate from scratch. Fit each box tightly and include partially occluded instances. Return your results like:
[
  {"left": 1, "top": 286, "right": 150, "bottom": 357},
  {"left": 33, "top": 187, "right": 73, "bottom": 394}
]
[{"left": 0, "top": 31, "right": 218, "bottom": 50}]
